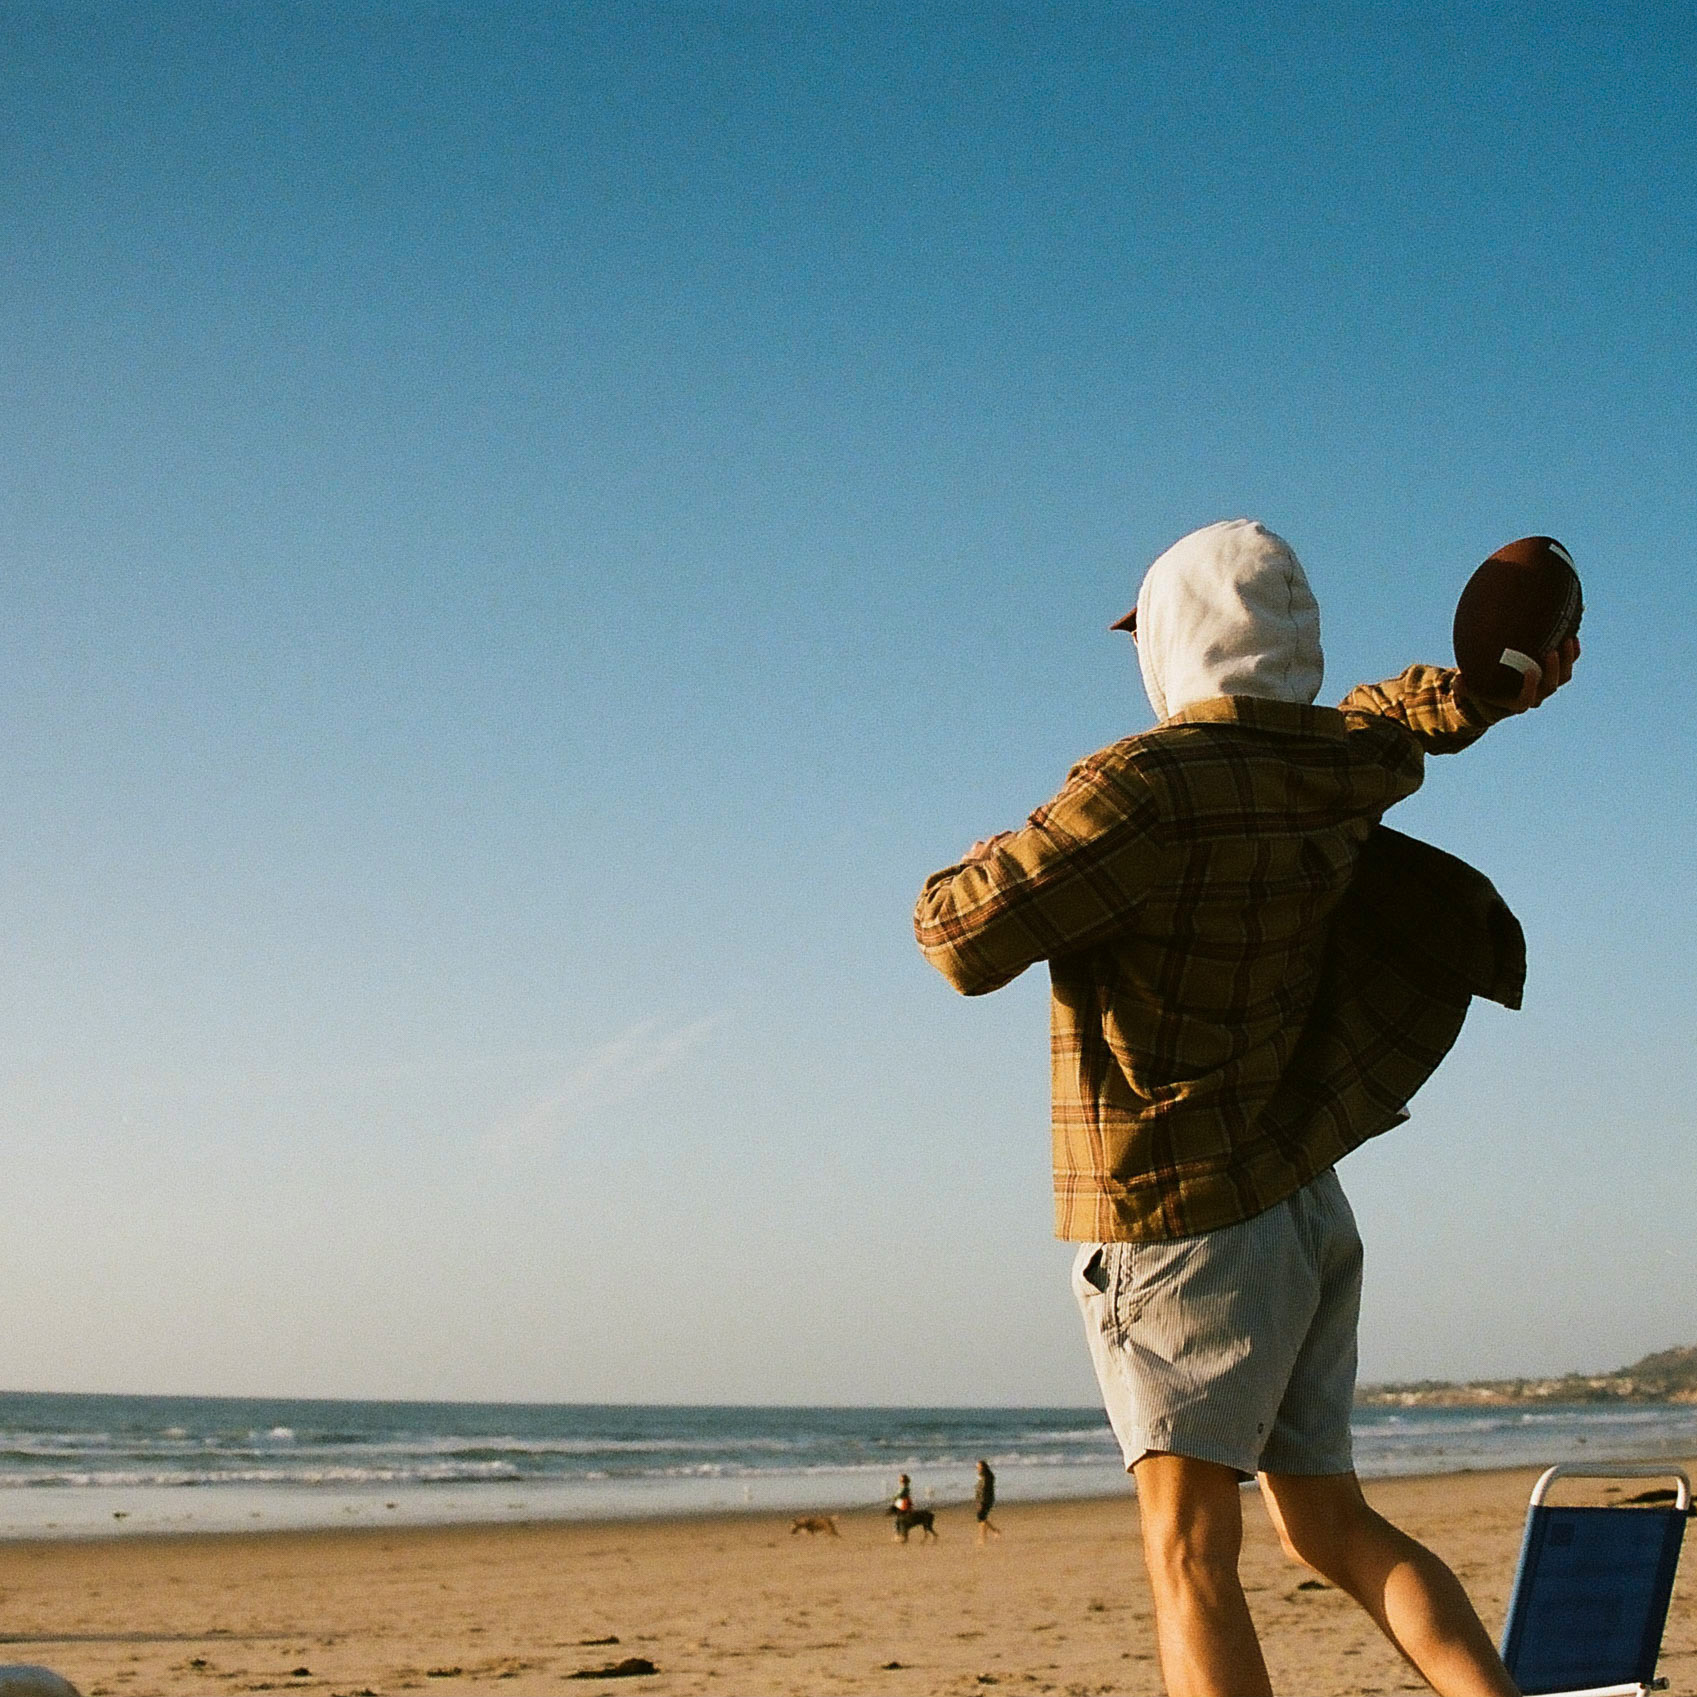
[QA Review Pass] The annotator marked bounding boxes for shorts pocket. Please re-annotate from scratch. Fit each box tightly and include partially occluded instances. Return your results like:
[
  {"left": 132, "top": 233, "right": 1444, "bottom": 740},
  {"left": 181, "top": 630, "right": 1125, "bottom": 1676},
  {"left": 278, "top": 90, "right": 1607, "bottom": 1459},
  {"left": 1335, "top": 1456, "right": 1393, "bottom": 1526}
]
[
  {"left": 1113, "top": 1237, "right": 1207, "bottom": 1334},
  {"left": 1071, "top": 1243, "right": 1110, "bottom": 1303}
]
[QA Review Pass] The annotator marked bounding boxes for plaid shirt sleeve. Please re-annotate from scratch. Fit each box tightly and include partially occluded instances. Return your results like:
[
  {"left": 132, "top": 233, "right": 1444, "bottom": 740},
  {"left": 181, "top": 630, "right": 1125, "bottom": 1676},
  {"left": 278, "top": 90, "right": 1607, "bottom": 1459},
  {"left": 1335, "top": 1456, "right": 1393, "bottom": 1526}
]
[
  {"left": 1338, "top": 663, "right": 1506, "bottom": 752},
  {"left": 913, "top": 753, "right": 1164, "bottom": 997}
]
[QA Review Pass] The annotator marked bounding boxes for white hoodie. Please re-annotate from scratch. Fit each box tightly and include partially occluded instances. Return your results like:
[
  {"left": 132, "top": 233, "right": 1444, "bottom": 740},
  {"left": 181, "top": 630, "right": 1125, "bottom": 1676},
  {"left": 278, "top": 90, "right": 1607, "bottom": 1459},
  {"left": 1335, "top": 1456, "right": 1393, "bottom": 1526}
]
[{"left": 1134, "top": 519, "right": 1324, "bottom": 723}]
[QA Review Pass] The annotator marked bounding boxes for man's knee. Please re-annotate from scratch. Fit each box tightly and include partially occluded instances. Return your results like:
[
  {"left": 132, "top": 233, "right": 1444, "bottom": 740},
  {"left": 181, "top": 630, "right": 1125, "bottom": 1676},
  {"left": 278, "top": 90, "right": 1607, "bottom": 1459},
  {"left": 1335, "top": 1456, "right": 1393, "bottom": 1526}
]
[
  {"left": 1260, "top": 1471, "right": 1393, "bottom": 1581},
  {"left": 1136, "top": 1454, "right": 1247, "bottom": 1589}
]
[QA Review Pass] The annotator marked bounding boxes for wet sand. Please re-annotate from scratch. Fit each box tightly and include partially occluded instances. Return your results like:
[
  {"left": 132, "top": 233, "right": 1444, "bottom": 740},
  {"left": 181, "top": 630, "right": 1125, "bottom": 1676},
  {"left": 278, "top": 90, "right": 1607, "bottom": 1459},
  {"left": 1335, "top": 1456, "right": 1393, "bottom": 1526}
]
[{"left": 1, "top": 1463, "right": 1691, "bottom": 1695}]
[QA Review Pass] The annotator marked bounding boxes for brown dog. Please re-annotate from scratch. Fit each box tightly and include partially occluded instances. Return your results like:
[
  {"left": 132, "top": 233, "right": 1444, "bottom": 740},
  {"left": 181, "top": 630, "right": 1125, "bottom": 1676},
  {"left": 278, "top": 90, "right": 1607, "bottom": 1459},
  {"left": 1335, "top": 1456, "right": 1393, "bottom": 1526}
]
[{"left": 789, "top": 1515, "right": 841, "bottom": 1537}]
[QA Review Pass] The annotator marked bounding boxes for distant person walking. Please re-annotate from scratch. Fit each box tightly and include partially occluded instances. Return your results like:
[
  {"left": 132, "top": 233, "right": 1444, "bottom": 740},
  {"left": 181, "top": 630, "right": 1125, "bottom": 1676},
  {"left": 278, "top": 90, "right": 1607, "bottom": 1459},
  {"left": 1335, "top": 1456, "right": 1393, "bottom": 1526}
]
[
  {"left": 888, "top": 1473, "right": 938, "bottom": 1542},
  {"left": 974, "top": 1459, "right": 1001, "bottom": 1543}
]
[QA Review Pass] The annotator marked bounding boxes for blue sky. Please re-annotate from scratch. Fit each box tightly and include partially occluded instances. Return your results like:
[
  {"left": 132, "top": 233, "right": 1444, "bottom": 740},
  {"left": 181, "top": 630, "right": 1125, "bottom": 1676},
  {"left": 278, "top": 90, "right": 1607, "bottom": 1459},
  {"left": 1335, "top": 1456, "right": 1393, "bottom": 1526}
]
[{"left": 2, "top": 3, "right": 1692, "bottom": 1402}]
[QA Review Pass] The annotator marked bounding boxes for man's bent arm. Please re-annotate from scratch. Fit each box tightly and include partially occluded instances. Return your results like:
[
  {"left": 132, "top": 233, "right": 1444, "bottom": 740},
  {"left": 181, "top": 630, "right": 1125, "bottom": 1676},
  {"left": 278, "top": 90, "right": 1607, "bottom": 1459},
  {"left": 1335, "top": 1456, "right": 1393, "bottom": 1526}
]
[
  {"left": 1338, "top": 663, "right": 1507, "bottom": 755},
  {"left": 913, "top": 758, "right": 1164, "bottom": 997}
]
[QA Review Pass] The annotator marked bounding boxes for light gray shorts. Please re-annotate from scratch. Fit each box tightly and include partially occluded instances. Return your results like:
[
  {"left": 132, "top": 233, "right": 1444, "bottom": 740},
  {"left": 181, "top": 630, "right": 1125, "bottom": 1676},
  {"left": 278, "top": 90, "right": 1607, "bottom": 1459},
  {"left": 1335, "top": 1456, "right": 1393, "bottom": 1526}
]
[{"left": 1072, "top": 1167, "right": 1362, "bottom": 1479}]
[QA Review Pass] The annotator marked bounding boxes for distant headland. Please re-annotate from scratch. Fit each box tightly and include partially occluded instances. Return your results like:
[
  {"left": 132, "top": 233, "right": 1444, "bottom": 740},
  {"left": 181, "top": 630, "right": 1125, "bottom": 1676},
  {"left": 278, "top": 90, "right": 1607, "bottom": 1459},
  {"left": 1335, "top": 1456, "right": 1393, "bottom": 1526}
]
[{"left": 1357, "top": 1346, "right": 1697, "bottom": 1407}]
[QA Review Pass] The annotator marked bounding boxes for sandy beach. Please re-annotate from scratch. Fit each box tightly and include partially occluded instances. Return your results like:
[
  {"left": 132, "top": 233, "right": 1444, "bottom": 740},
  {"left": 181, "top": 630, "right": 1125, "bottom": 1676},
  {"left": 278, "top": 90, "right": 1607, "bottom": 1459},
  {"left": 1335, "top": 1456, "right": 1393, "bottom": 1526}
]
[{"left": 0, "top": 1463, "right": 1690, "bottom": 1697}]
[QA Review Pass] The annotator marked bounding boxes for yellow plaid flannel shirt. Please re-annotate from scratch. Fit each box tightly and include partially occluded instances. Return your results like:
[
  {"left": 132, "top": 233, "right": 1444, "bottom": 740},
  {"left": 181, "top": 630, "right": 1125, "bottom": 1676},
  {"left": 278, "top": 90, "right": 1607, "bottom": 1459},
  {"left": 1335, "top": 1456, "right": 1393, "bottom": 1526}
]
[{"left": 914, "top": 666, "right": 1525, "bottom": 1242}]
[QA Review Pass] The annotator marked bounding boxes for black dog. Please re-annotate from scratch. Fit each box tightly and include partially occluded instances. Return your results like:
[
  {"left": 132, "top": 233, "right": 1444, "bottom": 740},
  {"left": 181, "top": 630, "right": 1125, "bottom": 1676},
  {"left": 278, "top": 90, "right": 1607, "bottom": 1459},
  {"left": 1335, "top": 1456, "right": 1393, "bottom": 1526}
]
[{"left": 887, "top": 1504, "right": 938, "bottom": 1542}]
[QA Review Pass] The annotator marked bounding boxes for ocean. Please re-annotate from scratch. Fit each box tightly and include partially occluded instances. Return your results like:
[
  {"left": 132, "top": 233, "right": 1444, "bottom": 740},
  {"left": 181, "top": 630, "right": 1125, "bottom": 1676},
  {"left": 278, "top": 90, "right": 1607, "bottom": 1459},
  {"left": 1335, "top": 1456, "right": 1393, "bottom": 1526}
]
[{"left": 0, "top": 1391, "right": 1692, "bottom": 1540}]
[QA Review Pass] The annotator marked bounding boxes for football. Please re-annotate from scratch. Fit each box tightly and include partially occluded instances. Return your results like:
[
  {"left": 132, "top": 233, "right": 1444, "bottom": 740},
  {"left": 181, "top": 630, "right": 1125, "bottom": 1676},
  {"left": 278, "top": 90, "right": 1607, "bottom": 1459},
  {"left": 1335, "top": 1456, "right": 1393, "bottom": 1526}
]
[{"left": 1452, "top": 536, "right": 1582, "bottom": 701}]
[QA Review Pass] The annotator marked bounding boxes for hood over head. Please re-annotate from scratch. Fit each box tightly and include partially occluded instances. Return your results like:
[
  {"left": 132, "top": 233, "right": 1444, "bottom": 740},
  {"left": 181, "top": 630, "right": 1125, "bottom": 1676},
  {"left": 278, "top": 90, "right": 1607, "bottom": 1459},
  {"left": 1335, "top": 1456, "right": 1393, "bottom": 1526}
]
[{"left": 1132, "top": 519, "right": 1323, "bottom": 722}]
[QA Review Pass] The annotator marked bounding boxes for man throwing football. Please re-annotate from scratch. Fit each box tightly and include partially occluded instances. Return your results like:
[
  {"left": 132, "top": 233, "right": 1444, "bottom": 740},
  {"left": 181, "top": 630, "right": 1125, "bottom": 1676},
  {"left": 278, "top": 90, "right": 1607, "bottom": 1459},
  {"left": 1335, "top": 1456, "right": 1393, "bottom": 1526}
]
[{"left": 914, "top": 519, "right": 1577, "bottom": 1696}]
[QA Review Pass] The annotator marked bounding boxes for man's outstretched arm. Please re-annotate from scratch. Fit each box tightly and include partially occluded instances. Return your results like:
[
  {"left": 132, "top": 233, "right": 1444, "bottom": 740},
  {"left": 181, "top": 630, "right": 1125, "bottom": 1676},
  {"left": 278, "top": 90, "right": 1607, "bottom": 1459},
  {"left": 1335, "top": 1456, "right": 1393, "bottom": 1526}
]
[{"left": 1341, "top": 640, "right": 1578, "bottom": 753}]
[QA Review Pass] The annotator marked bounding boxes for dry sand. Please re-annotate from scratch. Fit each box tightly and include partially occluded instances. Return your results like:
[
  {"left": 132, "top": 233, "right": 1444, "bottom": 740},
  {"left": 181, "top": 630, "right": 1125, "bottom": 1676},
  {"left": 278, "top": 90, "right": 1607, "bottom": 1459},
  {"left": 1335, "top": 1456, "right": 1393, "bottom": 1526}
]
[{"left": 0, "top": 1465, "right": 1691, "bottom": 1696}]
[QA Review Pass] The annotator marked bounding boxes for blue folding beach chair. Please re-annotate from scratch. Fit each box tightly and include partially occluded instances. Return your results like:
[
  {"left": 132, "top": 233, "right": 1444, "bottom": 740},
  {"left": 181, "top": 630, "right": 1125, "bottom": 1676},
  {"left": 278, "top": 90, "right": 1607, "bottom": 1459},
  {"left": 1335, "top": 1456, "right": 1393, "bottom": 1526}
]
[{"left": 1500, "top": 1464, "right": 1690, "bottom": 1697}]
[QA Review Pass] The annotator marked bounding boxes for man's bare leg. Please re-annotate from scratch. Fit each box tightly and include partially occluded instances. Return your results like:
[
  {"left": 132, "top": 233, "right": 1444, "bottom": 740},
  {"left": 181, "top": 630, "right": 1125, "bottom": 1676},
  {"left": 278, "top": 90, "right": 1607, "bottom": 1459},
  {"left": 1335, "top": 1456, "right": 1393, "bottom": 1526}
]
[
  {"left": 1133, "top": 1453, "right": 1272, "bottom": 1697},
  {"left": 1259, "top": 1470, "right": 1518, "bottom": 1697}
]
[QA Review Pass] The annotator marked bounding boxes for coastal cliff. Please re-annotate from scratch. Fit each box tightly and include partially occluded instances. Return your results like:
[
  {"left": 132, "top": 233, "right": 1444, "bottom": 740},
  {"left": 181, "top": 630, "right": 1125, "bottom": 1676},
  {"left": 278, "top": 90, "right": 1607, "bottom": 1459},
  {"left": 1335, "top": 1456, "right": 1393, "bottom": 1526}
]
[{"left": 1357, "top": 1345, "right": 1697, "bottom": 1408}]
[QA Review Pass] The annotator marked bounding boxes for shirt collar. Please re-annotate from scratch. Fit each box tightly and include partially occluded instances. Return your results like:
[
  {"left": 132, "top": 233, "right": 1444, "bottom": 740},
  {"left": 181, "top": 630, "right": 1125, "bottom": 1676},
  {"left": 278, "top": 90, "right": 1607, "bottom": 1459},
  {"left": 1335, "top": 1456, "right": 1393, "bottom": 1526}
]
[{"left": 1161, "top": 694, "right": 1346, "bottom": 739}]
